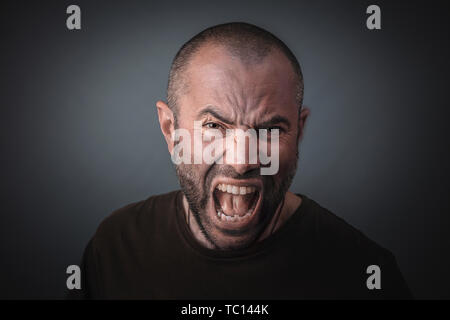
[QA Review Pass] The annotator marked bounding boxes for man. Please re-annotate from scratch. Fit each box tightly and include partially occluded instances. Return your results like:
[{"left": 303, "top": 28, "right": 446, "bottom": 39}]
[{"left": 75, "top": 22, "right": 412, "bottom": 299}]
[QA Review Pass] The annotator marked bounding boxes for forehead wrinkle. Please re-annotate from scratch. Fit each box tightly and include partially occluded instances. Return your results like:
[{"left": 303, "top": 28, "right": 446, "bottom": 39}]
[
  {"left": 209, "top": 85, "right": 238, "bottom": 122},
  {"left": 224, "top": 99, "right": 276, "bottom": 128},
  {"left": 222, "top": 75, "right": 263, "bottom": 124},
  {"left": 213, "top": 81, "right": 247, "bottom": 125},
  {"left": 194, "top": 51, "right": 294, "bottom": 127},
  {"left": 210, "top": 79, "right": 283, "bottom": 128},
  {"left": 225, "top": 69, "right": 247, "bottom": 111},
  {"left": 222, "top": 92, "right": 256, "bottom": 127}
]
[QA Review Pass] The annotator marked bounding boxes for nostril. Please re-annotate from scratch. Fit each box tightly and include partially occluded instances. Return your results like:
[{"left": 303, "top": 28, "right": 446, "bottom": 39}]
[{"left": 231, "top": 164, "right": 260, "bottom": 176}]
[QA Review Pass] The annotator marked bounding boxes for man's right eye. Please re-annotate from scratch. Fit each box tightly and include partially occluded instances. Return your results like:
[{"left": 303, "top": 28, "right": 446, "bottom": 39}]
[{"left": 204, "top": 122, "right": 222, "bottom": 129}]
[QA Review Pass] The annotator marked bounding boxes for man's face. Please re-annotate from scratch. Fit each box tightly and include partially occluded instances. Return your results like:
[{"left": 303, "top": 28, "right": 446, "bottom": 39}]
[{"left": 164, "top": 44, "right": 305, "bottom": 250}]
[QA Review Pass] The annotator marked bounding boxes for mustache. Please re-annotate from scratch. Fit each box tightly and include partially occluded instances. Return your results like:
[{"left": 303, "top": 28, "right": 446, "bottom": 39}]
[
  {"left": 207, "top": 164, "right": 262, "bottom": 181},
  {"left": 204, "top": 164, "right": 273, "bottom": 194}
]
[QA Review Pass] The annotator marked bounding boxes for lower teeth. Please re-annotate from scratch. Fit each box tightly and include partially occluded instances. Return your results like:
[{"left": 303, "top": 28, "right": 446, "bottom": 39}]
[{"left": 217, "top": 210, "right": 252, "bottom": 222}]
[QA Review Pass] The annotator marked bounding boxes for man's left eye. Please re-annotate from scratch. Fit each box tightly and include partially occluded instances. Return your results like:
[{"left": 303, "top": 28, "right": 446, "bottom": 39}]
[
  {"left": 265, "top": 126, "right": 283, "bottom": 133},
  {"left": 205, "top": 122, "right": 221, "bottom": 129}
]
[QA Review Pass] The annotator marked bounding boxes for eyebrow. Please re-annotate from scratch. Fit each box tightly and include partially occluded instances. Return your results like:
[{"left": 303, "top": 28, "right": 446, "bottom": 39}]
[
  {"left": 256, "top": 115, "right": 291, "bottom": 130},
  {"left": 197, "top": 105, "right": 291, "bottom": 129},
  {"left": 197, "top": 106, "right": 234, "bottom": 125}
]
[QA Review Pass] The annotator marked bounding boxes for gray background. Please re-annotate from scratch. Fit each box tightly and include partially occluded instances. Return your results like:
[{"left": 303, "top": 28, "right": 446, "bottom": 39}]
[{"left": 1, "top": 0, "right": 449, "bottom": 298}]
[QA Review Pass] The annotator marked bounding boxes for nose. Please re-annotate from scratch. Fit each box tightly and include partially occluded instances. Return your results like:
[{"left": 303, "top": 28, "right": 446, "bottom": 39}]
[
  {"left": 223, "top": 130, "right": 261, "bottom": 176},
  {"left": 230, "top": 162, "right": 260, "bottom": 176}
]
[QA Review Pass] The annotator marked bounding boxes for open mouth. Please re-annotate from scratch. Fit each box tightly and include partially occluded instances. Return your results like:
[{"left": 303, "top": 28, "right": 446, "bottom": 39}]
[{"left": 212, "top": 182, "right": 261, "bottom": 224}]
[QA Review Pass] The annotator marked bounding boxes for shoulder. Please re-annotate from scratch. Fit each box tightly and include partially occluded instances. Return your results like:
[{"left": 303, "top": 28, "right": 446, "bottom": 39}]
[
  {"left": 300, "top": 195, "right": 394, "bottom": 262},
  {"left": 299, "top": 196, "right": 412, "bottom": 298},
  {"left": 92, "top": 190, "right": 180, "bottom": 246}
]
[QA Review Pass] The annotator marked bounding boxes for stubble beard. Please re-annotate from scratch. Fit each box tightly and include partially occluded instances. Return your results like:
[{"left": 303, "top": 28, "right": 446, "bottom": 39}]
[{"left": 174, "top": 150, "right": 299, "bottom": 250}]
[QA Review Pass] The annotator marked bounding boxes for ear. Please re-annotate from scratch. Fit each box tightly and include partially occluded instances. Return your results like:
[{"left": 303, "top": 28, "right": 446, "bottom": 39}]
[
  {"left": 156, "top": 100, "right": 175, "bottom": 154},
  {"left": 297, "top": 106, "right": 310, "bottom": 144}
]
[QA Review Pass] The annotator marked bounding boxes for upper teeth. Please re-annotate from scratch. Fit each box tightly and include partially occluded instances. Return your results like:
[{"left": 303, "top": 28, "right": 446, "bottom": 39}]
[{"left": 216, "top": 184, "right": 256, "bottom": 195}]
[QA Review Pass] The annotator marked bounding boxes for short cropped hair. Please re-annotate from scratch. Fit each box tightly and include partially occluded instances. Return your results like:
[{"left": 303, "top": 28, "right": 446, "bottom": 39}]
[{"left": 167, "top": 22, "right": 304, "bottom": 119}]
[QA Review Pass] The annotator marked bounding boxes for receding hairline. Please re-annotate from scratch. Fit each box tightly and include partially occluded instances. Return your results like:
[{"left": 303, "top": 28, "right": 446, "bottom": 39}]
[{"left": 167, "top": 22, "right": 304, "bottom": 117}]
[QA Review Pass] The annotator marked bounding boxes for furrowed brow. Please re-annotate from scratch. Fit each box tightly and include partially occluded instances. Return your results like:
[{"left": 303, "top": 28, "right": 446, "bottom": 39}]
[
  {"left": 256, "top": 115, "right": 291, "bottom": 130},
  {"left": 197, "top": 106, "right": 234, "bottom": 125}
]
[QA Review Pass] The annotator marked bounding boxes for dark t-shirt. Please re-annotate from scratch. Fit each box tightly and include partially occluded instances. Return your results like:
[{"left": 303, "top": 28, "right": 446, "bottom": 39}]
[{"left": 72, "top": 190, "right": 412, "bottom": 299}]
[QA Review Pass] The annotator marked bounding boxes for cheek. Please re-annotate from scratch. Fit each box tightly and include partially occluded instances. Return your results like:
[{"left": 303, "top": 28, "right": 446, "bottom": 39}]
[
  {"left": 189, "top": 163, "right": 210, "bottom": 179},
  {"left": 277, "top": 139, "right": 298, "bottom": 171}
]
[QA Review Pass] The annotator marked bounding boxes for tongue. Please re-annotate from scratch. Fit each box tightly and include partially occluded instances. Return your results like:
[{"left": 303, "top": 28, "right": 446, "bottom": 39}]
[{"left": 215, "top": 191, "right": 256, "bottom": 216}]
